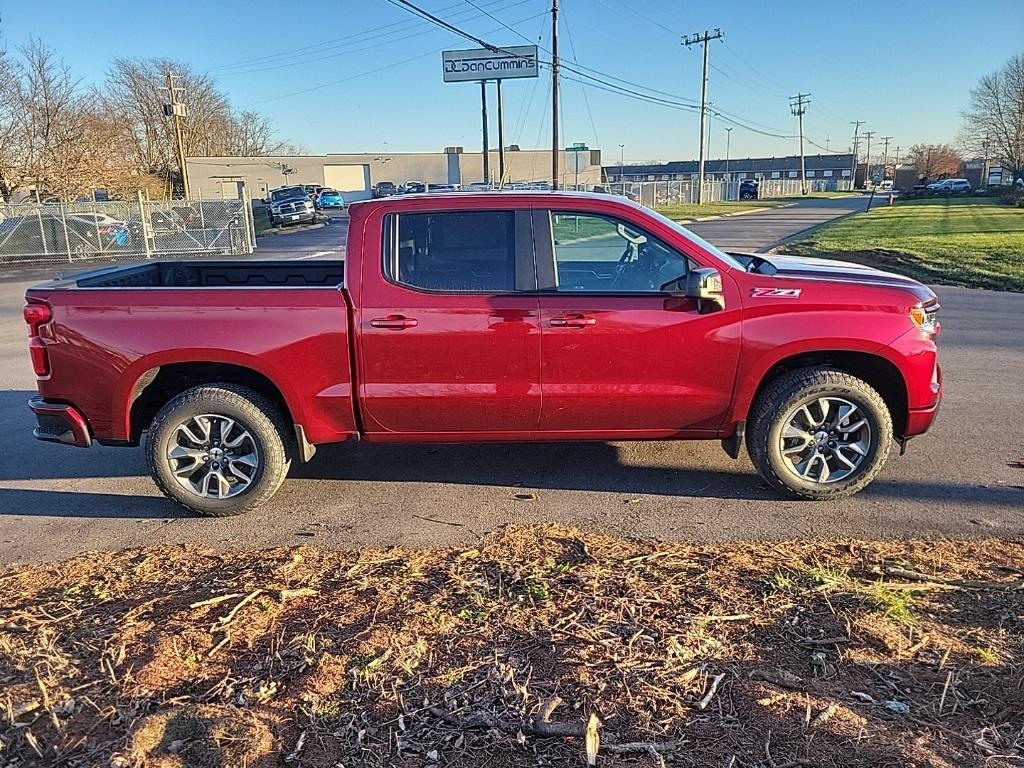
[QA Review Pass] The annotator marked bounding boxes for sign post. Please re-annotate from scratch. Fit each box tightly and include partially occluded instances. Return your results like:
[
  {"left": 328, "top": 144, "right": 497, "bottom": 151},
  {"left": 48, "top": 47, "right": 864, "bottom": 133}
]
[
  {"left": 566, "top": 143, "right": 589, "bottom": 190},
  {"left": 443, "top": 46, "right": 538, "bottom": 187}
]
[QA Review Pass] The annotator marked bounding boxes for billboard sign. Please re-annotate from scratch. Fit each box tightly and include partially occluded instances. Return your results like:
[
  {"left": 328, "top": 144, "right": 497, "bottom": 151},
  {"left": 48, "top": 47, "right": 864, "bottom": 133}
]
[{"left": 442, "top": 45, "right": 539, "bottom": 83}]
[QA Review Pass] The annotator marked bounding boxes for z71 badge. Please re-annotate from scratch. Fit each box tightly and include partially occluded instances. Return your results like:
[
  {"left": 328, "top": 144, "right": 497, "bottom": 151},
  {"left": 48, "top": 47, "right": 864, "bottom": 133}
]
[{"left": 751, "top": 287, "right": 802, "bottom": 298}]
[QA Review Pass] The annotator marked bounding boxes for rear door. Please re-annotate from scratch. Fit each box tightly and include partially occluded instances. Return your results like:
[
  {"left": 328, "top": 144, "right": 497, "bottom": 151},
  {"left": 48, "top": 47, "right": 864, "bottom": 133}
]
[
  {"left": 535, "top": 207, "right": 741, "bottom": 434},
  {"left": 356, "top": 205, "right": 541, "bottom": 435}
]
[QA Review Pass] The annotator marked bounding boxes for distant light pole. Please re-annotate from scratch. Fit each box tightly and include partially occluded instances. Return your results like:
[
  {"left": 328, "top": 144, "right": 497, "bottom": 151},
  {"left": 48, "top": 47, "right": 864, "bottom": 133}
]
[
  {"left": 724, "top": 127, "right": 733, "bottom": 177},
  {"left": 618, "top": 143, "right": 625, "bottom": 188}
]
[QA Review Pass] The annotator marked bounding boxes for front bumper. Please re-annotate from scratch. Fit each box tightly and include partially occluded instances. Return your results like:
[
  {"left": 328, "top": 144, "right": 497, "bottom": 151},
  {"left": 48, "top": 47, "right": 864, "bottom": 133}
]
[{"left": 29, "top": 397, "right": 92, "bottom": 448}]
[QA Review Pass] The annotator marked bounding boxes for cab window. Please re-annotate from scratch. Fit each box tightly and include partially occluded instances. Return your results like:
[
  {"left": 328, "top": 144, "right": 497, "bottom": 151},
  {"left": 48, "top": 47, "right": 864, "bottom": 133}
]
[
  {"left": 548, "top": 211, "right": 689, "bottom": 293},
  {"left": 384, "top": 211, "right": 516, "bottom": 292}
]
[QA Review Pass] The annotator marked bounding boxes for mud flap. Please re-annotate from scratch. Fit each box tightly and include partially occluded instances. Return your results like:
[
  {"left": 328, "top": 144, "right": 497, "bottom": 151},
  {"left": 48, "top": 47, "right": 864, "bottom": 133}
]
[{"left": 721, "top": 420, "right": 746, "bottom": 460}]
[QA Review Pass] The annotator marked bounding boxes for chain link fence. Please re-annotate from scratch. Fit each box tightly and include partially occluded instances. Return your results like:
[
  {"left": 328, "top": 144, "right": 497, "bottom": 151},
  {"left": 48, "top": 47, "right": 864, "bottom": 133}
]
[
  {"left": 605, "top": 178, "right": 854, "bottom": 208},
  {"left": 0, "top": 193, "right": 256, "bottom": 264}
]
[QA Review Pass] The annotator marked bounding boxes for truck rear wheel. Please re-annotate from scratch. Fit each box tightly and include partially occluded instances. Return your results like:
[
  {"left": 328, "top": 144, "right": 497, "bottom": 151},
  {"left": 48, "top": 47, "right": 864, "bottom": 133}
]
[
  {"left": 747, "top": 367, "right": 892, "bottom": 500},
  {"left": 145, "top": 384, "right": 291, "bottom": 516}
]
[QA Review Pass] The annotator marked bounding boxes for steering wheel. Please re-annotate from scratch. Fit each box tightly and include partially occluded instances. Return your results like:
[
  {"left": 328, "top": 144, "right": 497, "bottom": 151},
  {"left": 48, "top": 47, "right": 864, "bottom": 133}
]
[{"left": 610, "top": 223, "right": 647, "bottom": 290}]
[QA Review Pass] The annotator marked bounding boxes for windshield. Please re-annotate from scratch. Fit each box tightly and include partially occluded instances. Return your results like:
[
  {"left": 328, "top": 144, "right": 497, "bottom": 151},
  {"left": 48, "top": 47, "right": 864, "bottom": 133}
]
[
  {"left": 644, "top": 207, "right": 746, "bottom": 270},
  {"left": 271, "top": 187, "right": 306, "bottom": 202},
  {"left": 321, "top": 189, "right": 338, "bottom": 196}
]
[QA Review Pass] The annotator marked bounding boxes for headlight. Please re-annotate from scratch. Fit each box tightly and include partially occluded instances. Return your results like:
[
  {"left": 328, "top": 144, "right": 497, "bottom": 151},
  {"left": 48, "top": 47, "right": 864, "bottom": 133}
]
[{"left": 910, "top": 303, "right": 940, "bottom": 337}]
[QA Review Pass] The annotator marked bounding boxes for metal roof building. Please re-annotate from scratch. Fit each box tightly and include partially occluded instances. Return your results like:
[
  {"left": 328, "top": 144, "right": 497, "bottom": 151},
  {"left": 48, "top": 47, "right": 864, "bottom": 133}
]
[{"left": 606, "top": 153, "right": 855, "bottom": 182}]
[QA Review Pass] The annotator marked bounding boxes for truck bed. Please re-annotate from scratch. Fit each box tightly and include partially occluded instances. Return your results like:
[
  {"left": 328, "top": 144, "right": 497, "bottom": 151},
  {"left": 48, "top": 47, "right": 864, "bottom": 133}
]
[
  {"left": 46, "top": 260, "right": 345, "bottom": 289},
  {"left": 26, "top": 259, "right": 357, "bottom": 447}
]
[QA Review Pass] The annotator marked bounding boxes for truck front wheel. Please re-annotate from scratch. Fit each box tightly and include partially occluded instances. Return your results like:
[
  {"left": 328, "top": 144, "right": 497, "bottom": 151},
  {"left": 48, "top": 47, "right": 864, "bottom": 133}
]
[
  {"left": 145, "top": 384, "right": 291, "bottom": 516},
  {"left": 747, "top": 368, "right": 892, "bottom": 500}
]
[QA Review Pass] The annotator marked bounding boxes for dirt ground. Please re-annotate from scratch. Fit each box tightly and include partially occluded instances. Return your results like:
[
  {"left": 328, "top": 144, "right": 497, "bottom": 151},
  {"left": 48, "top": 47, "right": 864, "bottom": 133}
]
[{"left": 1, "top": 524, "right": 1023, "bottom": 767}]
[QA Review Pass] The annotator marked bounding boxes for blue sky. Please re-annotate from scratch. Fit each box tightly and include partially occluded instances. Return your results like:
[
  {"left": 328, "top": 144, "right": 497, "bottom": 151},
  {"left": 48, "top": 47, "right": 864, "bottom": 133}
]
[{"left": 7, "top": 1, "right": 1023, "bottom": 163}]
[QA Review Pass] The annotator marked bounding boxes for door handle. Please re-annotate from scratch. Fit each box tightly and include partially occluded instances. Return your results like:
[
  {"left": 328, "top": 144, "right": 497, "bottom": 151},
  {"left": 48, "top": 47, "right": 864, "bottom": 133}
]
[
  {"left": 549, "top": 314, "right": 596, "bottom": 328},
  {"left": 370, "top": 315, "right": 418, "bottom": 330}
]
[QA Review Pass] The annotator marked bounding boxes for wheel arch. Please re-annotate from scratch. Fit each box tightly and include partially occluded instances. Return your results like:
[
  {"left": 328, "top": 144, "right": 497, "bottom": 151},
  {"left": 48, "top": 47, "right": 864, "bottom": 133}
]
[
  {"left": 747, "top": 350, "right": 909, "bottom": 437},
  {"left": 125, "top": 360, "right": 298, "bottom": 444}
]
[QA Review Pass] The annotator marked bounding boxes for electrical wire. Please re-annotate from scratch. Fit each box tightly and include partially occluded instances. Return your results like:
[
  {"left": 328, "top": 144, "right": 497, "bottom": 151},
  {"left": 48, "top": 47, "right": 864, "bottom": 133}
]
[
  {"left": 561, "top": 1, "right": 600, "bottom": 149},
  {"left": 212, "top": 0, "right": 524, "bottom": 72}
]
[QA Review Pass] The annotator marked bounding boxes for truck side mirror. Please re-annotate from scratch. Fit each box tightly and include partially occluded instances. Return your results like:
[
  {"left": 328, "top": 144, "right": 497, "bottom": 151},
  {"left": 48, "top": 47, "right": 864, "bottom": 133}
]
[{"left": 684, "top": 267, "right": 725, "bottom": 313}]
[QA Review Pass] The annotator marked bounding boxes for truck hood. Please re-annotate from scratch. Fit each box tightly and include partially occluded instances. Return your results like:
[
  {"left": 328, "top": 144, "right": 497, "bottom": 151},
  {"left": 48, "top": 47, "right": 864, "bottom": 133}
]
[{"left": 730, "top": 252, "right": 937, "bottom": 302}]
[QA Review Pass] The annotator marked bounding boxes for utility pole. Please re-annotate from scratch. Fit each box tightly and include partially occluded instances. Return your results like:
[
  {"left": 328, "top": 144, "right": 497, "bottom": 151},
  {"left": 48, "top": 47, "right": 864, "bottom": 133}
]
[
  {"left": 850, "top": 120, "right": 864, "bottom": 188},
  {"left": 881, "top": 136, "right": 892, "bottom": 180},
  {"left": 619, "top": 143, "right": 625, "bottom": 188},
  {"left": 496, "top": 80, "right": 505, "bottom": 187},
  {"left": 551, "top": 0, "right": 560, "bottom": 190},
  {"left": 481, "top": 81, "right": 490, "bottom": 184},
  {"left": 893, "top": 145, "right": 901, "bottom": 186},
  {"left": 863, "top": 130, "right": 875, "bottom": 187},
  {"left": 682, "top": 28, "right": 723, "bottom": 205},
  {"left": 162, "top": 71, "right": 190, "bottom": 199},
  {"left": 790, "top": 92, "right": 811, "bottom": 194}
]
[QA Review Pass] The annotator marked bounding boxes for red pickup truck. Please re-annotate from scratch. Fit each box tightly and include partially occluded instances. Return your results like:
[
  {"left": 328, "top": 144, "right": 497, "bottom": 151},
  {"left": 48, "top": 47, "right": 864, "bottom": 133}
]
[{"left": 24, "top": 192, "right": 942, "bottom": 516}]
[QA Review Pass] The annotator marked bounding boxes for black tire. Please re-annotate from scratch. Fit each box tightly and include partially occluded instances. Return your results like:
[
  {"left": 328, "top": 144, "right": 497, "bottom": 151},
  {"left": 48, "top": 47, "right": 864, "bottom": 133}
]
[
  {"left": 145, "top": 384, "right": 292, "bottom": 517},
  {"left": 746, "top": 367, "right": 892, "bottom": 500}
]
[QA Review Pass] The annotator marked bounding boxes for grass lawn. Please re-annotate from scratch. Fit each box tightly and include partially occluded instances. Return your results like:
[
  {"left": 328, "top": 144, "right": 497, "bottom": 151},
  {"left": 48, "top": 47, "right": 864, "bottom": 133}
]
[{"left": 786, "top": 197, "right": 1024, "bottom": 291}]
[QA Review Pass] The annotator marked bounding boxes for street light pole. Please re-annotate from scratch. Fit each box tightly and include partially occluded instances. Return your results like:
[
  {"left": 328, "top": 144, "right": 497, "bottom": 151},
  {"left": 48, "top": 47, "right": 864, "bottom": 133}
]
[
  {"left": 619, "top": 143, "right": 624, "bottom": 189},
  {"left": 724, "top": 127, "right": 732, "bottom": 198}
]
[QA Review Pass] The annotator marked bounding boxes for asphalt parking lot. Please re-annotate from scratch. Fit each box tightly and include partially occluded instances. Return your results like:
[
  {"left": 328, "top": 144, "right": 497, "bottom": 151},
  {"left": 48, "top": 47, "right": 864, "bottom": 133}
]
[{"left": 0, "top": 197, "right": 1021, "bottom": 565}]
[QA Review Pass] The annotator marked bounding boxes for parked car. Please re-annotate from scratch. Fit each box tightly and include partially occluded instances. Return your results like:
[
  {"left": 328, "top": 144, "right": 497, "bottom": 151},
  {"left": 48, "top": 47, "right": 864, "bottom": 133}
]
[
  {"left": 268, "top": 186, "right": 316, "bottom": 226},
  {"left": 426, "top": 183, "right": 458, "bottom": 193},
  {"left": 317, "top": 189, "right": 345, "bottom": 209},
  {"left": 0, "top": 212, "right": 132, "bottom": 257},
  {"left": 402, "top": 180, "right": 426, "bottom": 194},
  {"left": 373, "top": 181, "right": 399, "bottom": 198},
  {"left": 739, "top": 179, "right": 759, "bottom": 200},
  {"left": 24, "top": 192, "right": 942, "bottom": 516},
  {"left": 302, "top": 184, "right": 323, "bottom": 199},
  {"left": 926, "top": 178, "right": 971, "bottom": 194}
]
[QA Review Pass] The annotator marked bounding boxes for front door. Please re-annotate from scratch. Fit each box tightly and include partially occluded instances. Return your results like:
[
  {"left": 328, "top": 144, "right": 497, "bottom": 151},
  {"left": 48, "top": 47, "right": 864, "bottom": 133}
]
[
  {"left": 536, "top": 208, "right": 741, "bottom": 434},
  {"left": 356, "top": 207, "right": 541, "bottom": 435}
]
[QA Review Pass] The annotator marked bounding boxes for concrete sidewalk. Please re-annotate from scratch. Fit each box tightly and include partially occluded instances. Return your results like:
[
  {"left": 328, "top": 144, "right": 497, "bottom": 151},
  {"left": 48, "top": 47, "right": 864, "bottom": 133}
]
[{"left": 687, "top": 195, "right": 870, "bottom": 252}]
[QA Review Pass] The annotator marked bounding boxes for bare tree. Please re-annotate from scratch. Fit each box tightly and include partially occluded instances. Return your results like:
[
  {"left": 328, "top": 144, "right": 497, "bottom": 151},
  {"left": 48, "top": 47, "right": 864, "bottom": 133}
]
[
  {"left": 100, "top": 58, "right": 297, "bottom": 193},
  {"left": 962, "top": 54, "right": 1024, "bottom": 182},
  {"left": 903, "top": 143, "right": 964, "bottom": 182}
]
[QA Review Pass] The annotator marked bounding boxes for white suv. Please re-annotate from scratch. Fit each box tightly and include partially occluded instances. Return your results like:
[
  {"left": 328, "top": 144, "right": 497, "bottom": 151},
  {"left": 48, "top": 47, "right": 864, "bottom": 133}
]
[{"left": 926, "top": 178, "right": 972, "bottom": 194}]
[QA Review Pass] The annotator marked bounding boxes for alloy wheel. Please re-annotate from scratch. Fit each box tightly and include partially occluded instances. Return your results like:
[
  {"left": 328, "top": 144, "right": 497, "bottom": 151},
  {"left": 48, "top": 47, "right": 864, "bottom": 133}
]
[
  {"left": 167, "top": 414, "right": 259, "bottom": 499},
  {"left": 778, "top": 397, "right": 872, "bottom": 484}
]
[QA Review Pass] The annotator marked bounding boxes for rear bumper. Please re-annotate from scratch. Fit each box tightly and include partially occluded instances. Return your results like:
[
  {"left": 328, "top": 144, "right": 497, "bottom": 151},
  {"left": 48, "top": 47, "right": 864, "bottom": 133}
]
[{"left": 29, "top": 397, "right": 92, "bottom": 448}]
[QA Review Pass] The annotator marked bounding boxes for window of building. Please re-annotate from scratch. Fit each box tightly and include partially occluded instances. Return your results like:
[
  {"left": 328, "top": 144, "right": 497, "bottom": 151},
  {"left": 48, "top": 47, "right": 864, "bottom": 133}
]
[
  {"left": 823, "top": 170, "right": 834, "bottom": 178},
  {"left": 806, "top": 170, "right": 815, "bottom": 178},
  {"left": 771, "top": 171, "right": 781, "bottom": 179},
  {"left": 754, "top": 172, "right": 764, "bottom": 179},
  {"left": 549, "top": 212, "right": 689, "bottom": 293},
  {"left": 787, "top": 171, "right": 798, "bottom": 178},
  {"left": 385, "top": 211, "right": 516, "bottom": 293},
  {"left": 841, "top": 170, "right": 851, "bottom": 178},
  {"left": 647, "top": 175, "right": 656, "bottom": 181}
]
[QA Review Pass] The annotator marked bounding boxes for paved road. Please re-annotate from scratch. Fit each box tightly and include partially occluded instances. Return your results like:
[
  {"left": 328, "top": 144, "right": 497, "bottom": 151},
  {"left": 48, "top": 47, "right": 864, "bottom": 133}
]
[
  {"left": 253, "top": 211, "right": 347, "bottom": 258},
  {"left": 687, "top": 195, "right": 871, "bottom": 252},
  {"left": 0, "top": 199, "right": 1020, "bottom": 565}
]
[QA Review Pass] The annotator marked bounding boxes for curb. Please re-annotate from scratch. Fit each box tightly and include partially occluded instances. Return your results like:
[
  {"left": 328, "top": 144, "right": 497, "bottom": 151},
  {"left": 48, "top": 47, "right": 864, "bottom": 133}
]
[
  {"left": 673, "top": 203, "right": 794, "bottom": 226},
  {"left": 761, "top": 208, "right": 863, "bottom": 254}
]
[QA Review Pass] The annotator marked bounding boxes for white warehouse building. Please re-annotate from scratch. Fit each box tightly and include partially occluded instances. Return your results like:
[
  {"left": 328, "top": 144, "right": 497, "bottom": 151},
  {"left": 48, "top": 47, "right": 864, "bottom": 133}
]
[{"left": 186, "top": 146, "right": 603, "bottom": 201}]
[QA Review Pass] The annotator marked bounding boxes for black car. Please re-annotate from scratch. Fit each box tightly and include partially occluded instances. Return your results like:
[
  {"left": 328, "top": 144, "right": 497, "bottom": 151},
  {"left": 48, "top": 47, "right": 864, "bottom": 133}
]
[
  {"left": 373, "top": 181, "right": 399, "bottom": 198},
  {"left": 402, "top": 181, "right": 426, "bottom": 194},
  {"left": 739, "top": 179, "right": 759, "bottom": 200}
]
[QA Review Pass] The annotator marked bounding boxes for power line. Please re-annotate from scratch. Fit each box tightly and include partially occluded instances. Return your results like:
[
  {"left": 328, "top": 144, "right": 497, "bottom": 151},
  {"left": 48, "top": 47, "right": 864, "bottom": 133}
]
[
  {"left": 562, "top": 1, "right": 600, "bottom": 149},
  {"left": 213, "top": 0, "right": 523, "bottom": 72}
]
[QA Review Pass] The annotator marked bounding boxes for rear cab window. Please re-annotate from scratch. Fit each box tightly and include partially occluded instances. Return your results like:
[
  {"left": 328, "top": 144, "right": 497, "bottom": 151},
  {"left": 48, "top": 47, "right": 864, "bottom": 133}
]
[{"left": 383, "top": 210, "right": 531, "bottom": 293}]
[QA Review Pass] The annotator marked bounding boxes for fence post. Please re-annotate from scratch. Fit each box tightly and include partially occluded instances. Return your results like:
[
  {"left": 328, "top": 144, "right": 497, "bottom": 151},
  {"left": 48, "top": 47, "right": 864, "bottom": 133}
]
[
  {"left": 137, "top": 190, "right": 152, "bottom": 260},
  {"left": 240, "top": 185, "right": 255, "bottom": 253},
  {"left": 91, "top": 190, "right": 103, "bottom": 255},
  {"left": 60, "top": 204, "right": 73, "bottom": 263}
]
